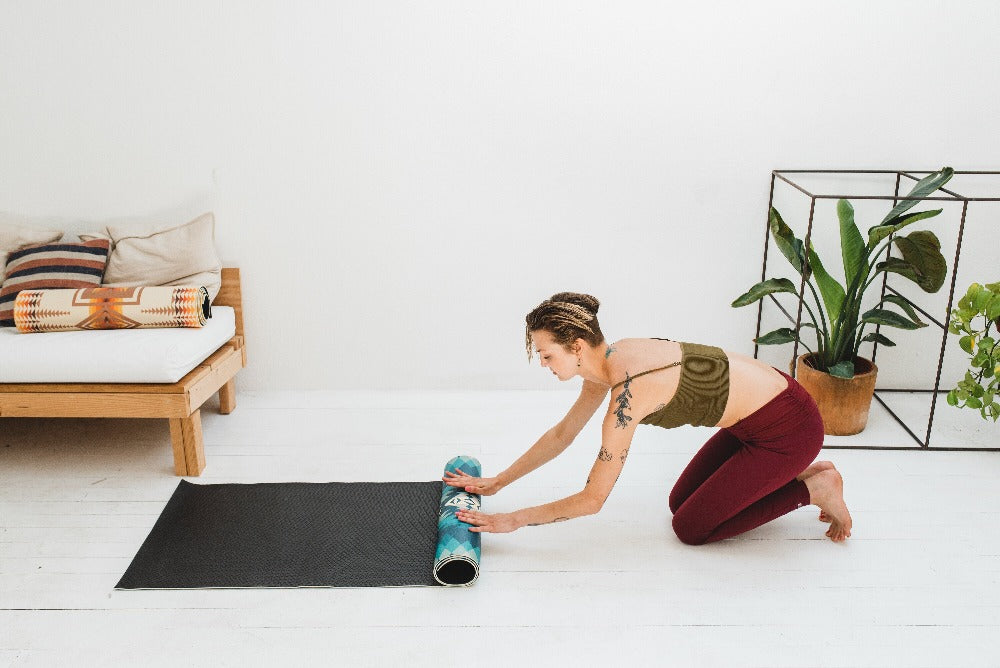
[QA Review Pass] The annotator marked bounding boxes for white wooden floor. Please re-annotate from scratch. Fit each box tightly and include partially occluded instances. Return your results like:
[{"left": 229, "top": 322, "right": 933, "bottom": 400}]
[{"left": 2, "top": 389, "right": 999, "bottom": 668}]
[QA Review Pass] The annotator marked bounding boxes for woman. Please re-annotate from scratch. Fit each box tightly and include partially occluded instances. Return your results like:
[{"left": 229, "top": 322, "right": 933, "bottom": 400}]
[{"left": 444, "top": 292, "right": 852, "bottom": 544}]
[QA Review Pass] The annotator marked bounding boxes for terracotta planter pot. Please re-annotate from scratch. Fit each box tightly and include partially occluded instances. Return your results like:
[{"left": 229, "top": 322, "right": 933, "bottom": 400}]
[{"left": 795, "top": 354, "right": 878, "bottom": 436}]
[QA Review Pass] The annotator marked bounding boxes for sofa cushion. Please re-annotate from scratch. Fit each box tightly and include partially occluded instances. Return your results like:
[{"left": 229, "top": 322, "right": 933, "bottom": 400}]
[
  {"left": 81, "top": 212, "right": 222, "bottom": 301},
  {"left": 0, "top": 223, "right": 63, "bottom": 280},
  {"left": 0, "top": 306, "right": 236, "bottom": 383},
  {"left": 0, "top": 239, "right": 110, "bottom": 327}
]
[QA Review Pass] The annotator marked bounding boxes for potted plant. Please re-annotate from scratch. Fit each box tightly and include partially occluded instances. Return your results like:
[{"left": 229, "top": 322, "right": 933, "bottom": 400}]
[
  {"left": 946, "top": 280, "right": 1000, "bottom": 421},
  {"left": 732, "top": 167, "right": 954, "bottom": 435}
]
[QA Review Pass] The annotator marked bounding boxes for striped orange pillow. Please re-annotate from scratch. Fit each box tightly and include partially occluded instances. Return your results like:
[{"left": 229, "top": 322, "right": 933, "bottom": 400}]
[{"left": 0, "top": 239, "right": 111, "bottom": 327}]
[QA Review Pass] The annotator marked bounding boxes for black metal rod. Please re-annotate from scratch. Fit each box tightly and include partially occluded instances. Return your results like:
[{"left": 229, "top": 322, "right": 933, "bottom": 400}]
[
  {"left": 871, "top": 393, "right": 926, "bottom": 447},
  {"left": 809, "top": 194, "right": 967, "bottom": 201},
  {"left": 773, "top": 171, "right": 816, "bottom": 199},
  {"left": 877, "top": 388, "right": 948, "bottom": 394},
  {"left": 883, "top": 286, "right": 947, "bottom": 330},
  {"left": 872, "top": 175, "right": 903, "bottom": 365},
  {"left": 754, "top": 173, "right": 778, "bottom": 360},
  {"left": 925, "top": 199, "right": 970, "bottom": 447},
  {"left": 789, "top": 197, "right": 817, "bottom": 377},
  {"left": 823, "top": 445, "right": 1000, "bottom": 452},
  {"left": 899, "top": 171, "right": 968, "bottom": 200},
  {"left": 775, "top": 169, "right": 1000, "bottom": 175}
]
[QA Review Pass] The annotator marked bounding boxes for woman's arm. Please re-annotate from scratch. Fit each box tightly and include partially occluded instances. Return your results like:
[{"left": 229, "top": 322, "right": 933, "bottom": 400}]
[
  {"left": 495, "top": 379, "right": 610, "bottom": 487},
  {"left": 443, "top": 380, "right": 608, "bottom": 494},
  {"left": 456, "top": 409, "right": 636, "bottom": 532}
]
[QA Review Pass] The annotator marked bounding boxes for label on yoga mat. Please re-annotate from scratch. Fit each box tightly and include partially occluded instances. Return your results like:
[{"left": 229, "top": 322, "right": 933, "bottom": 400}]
[{"left": 433, "top": 455, "right": 482, "bottom": 586}]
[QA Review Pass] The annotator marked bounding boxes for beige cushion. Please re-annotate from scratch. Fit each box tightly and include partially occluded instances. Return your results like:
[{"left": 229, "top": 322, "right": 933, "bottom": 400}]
[
  {"left": 81, "top": 212, "right": 222, "bottom": 301},
  {"left": 0, "top": 223, "right": 64, "bottom": 279}
]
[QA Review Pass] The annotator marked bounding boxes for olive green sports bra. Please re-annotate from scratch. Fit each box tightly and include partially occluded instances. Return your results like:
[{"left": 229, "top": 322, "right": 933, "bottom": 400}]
[{"left": 610, "top": 340, "right": 730, "bottom": 429}]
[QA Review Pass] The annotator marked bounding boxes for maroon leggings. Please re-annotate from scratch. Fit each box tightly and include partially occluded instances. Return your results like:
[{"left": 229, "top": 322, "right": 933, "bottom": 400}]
[{"left": 669, "top": 371, "right": 824, "bottom": 545}]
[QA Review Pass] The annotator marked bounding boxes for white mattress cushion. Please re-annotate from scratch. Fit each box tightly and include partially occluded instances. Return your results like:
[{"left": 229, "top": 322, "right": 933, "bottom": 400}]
[{"left": 0, "top": 306, "right": 236, "bottom": 383}]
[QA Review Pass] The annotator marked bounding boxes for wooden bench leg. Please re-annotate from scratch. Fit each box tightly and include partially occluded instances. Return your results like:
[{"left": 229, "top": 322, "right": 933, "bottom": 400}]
[
  {"left": 219, "top": 379, "right": 236, "bottom": 415},
  {"left": 169, "top": 410, "right": 206, "bottom": 476}
]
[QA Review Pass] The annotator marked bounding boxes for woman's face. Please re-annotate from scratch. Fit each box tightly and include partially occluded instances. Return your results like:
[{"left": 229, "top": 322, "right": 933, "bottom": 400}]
[{"left": 531, "top": 330, "right": 577, "bottom": 381}]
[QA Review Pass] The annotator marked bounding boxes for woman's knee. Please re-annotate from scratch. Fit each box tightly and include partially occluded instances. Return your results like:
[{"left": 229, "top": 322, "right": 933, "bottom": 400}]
[
  {"left": 668, "top": 488, "right": 684, "bottom": 514},
  {"left": 671, "top": 512, "right": 709, "bottom": 546}
]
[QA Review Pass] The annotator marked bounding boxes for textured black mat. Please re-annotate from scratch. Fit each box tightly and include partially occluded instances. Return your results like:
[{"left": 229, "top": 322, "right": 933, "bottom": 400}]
[{"left": 116, "top": 480, "right": 443, "bottom": 589}]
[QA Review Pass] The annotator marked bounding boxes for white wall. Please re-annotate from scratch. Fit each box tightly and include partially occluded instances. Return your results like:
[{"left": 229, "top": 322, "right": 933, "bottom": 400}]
[{"left": 1, "top": 1, "right": 998, "bottom": 390}]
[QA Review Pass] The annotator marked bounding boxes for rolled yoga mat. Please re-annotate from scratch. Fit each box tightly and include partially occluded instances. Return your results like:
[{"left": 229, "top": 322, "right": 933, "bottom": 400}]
[
  {"left": 115, "top": 456, "right": 482, "bottom": 589},
  {"left": 14, "top": 285, "right": 211, "bottom": 332},
  {"left": 434, "top": 455, "right": 483, "bottom": 586}
]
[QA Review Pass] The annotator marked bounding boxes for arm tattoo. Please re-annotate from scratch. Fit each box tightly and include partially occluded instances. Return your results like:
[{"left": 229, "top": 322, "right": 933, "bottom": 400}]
[
  {"left": 598, "top": 447, "right": 613, "bottom": 462},
  {"left": 620, "top": 447, "right": 629, "bottom": 463},
  {"left": 528, "top": 517, "right": 570, "bottom": 526},
  {"left": 613, "top": 373, "right": 633, "bottom": 429}
]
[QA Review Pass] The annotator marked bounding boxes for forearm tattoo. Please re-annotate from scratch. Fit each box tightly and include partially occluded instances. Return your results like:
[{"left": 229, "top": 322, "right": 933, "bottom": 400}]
[
  {"left": 620, "top": 447, "right": 629, "bottom": 463},
  {"left": 528, "top": 517, "right": 570, "bottom": 526},
  {"left": 598, "top": 447, "right": 613, "bottom": 462},
  {"left": 613, "top": 374, "right": 633, "bottom": 429}
]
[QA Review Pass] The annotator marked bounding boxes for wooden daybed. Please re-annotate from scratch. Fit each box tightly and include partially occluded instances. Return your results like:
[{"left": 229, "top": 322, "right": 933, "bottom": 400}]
[{"left": 0, "top": 267, "right": 246, "bottom": 476}]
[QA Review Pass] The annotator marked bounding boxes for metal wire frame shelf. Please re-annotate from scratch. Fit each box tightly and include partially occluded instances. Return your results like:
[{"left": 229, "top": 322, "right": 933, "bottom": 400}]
[{"left": 754, "top": 169, "right": 1000, "bottom": 452}]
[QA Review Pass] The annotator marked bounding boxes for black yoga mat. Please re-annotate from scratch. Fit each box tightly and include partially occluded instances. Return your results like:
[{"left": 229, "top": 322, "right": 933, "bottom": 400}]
[{"left": 117, "top": 479, "right": 448, "bottom": 589}]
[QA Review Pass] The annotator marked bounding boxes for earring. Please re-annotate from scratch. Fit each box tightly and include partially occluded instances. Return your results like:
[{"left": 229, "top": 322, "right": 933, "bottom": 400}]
[{"left": 577, "top": 357, "right": 582, "bottom": 367}]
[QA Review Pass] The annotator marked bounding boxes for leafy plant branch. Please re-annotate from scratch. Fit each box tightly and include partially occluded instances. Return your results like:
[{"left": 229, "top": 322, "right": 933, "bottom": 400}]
[{"left": 947, "top": 281, "right": 1000, "bottom": 421}]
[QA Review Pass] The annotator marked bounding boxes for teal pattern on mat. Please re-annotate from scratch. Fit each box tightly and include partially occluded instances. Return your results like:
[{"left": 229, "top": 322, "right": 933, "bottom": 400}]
[{"left": 433, "top": 455, "right": 482, "bottom": 586}]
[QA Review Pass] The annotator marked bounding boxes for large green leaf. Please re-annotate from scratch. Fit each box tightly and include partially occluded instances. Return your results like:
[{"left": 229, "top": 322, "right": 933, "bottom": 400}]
[
  {"left": 807, "top": 246, "right": 845, "bottom": 323},
  {"left": 877, "top": 167, "right": 955, "bottom": 226},
  {"left": 861, "top": 332, "right": 896, "bottom": 347},
  {"left": 861, "top": 307, "right": 927, "bottom": 330},
  {"left": 769, "top": 207, "right": 808, "bottom": 277},
  {"left": 755, "top": 328, "right": 799, "bottom": 345},
  {"left": 876, "top": 257, "right": 922, "bottom": 284},
  {"left": 973, "top": 287, "right": 992, "bottom": 312},
  {"left": 987, "top": 293, "right": 1000, "bottom": 321},
  {"left": 893, "top": 230, "right": 947, "bottom": 293},
  {"left": 956, "top": 282, "right": 978, "bottom": 311},
  {"left": 867, "top": 209, "right": 943, "bottom": 247},
  {"left": 731, "top": 277, "right": 799, "bottom": 308},
  {"left": 837, "top": 199, "right": 867, "bottom": 288},
  {"left": 881, "top": 294, "right": 926, "bottom": 327},
  {"left": 829, "top": 360, "right": 855, "bottom": 379}
]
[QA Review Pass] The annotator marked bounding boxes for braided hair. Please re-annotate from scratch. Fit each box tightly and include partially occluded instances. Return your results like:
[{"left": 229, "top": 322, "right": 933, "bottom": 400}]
[{"left": 525, "top": 292, "right": 605, "bottom": 361}]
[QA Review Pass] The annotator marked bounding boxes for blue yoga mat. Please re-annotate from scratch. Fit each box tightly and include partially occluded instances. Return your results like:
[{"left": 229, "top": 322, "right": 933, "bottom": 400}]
[{"left": 434, "top": 455, "right": 483, "bottom": 586}]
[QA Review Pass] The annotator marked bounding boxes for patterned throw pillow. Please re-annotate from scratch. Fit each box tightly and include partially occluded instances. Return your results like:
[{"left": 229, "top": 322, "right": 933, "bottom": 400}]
[
  {"left": 0, "top": 239, "right": 111, "bottom": 327},
  {"left": 1, "top": 223, "right": 63, "bottom": 280}
]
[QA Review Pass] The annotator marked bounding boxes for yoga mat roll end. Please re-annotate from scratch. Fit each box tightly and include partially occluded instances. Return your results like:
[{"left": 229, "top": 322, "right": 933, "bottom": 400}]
[{"left": 434, "top": 455, "right": 482, "bottom": 587}]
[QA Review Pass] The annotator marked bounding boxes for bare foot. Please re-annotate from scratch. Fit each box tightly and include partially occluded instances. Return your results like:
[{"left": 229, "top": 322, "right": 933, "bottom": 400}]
[
  {"left": 796, "top": 460, "right": 836, "bottom": 522},
  {"left": 803, "top": 469, "right": 852, "bottom": 542}
]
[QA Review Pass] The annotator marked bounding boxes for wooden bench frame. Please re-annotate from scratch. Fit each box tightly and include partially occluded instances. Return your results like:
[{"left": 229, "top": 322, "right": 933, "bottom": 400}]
[{"left": 0, "top": 267, "right": 246, "bottom": 476}]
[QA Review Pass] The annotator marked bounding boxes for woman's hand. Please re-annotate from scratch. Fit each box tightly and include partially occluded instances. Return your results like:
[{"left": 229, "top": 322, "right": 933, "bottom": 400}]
[
  {"left": 455, "top": 509, "right": 522, "bottom": 533},
  {"left": 442, "top": 469, "right": 504, "bottom": 496}
]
